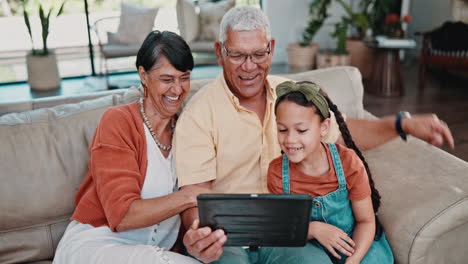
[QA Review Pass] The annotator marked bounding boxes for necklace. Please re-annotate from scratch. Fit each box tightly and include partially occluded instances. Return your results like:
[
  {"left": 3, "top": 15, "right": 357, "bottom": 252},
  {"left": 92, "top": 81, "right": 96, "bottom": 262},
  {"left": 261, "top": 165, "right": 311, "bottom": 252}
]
[{"left": 138, "top": 98, "right": 175, "bottom": 151}]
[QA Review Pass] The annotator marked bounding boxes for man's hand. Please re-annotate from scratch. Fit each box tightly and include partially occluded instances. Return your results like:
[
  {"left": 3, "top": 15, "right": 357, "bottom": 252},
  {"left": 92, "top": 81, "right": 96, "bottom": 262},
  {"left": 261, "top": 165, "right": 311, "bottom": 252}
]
[
  {"left": 183, "top": 219, "right": 227, "bottom": 263},
  {"left": 403, "top": 114, "right": 454, "bottom": 149},
  {"left": 309, "top": 221, "right": 355, "bottom": 259}
]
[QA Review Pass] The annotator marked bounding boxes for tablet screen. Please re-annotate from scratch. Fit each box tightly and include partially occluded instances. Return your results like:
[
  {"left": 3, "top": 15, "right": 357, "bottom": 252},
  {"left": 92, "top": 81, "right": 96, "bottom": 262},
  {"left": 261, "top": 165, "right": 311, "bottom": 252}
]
[{"left": 197, "top": 194, "right": 312, "bottom": 247}]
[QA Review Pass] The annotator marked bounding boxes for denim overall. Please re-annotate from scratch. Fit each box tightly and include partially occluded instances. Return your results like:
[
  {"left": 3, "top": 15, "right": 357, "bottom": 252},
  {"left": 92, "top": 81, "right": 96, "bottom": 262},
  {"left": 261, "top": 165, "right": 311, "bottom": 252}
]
[{"left": 281, "top": 143, "right": 394, "bottom": 264}]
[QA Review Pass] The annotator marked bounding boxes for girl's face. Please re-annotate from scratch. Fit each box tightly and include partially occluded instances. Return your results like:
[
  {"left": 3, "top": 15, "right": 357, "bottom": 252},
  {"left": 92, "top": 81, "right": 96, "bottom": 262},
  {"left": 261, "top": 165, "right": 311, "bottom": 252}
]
[{"left": 276, "top": 100, "right": 330, "bottom": 164}]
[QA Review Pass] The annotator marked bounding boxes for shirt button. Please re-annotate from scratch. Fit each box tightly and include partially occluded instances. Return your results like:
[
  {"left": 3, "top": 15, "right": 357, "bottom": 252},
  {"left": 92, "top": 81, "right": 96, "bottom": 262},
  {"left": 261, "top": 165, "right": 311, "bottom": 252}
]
[
  {"left": 315, "top": 202, "right": 320, "bottom": 208},
  {"left": 154, "top": 228, "right": 157, "bottom": 233},
  {"left": 152, "top": 237, "right": 155, "bottom": 241}
]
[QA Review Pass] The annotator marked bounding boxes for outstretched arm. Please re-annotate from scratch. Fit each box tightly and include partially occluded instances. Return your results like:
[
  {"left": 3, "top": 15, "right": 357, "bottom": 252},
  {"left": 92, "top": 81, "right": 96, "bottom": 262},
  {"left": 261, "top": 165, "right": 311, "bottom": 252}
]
[
  {"left": 343, "top": 114, "right": 454, "bottom": 151},
  {"left": 181, "top": 182, "right": 227, "bottom": 263}
]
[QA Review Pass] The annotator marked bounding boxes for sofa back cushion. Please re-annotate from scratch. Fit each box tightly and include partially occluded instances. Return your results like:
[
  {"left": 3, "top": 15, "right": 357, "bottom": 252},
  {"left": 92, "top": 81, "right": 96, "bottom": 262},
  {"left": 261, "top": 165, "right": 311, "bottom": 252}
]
[
  {"left": 284, "top": 66, "right": 364, "bottom": 119},
  {"left": 176, "top": 0, "right": 199, "bottom": 43},
  {"left": 0, "top": 88, "right": 142, "bottom": 263},
  {"left": 115, "top": 3, "right": 158, "bottom": 45},
  {"left": 198, "top": 0, "right": 235, "bottom": 41},
  {"left": 0, "top": 66, "right": 363, "bottom": 263}
]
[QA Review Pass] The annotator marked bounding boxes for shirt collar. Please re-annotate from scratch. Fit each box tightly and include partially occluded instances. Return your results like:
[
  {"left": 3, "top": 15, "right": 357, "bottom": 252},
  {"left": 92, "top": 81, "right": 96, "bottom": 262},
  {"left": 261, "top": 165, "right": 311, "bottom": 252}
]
[{"left": 218, "top": 74, "right": 276, "bottom": 112}]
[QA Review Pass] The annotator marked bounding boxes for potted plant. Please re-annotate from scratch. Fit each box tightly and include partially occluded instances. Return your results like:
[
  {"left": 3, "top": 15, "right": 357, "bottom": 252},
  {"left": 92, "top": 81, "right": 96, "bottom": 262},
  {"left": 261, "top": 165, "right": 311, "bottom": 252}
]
[
  {"left": 22, "top": 0, "right": 66, "bottom": 91},
  {"left": 287, "top": 0, "right": 331, "bottom": 70},
  {"left": 336, "top": 0, "right": 392, "bottom": 80},
  {"left": 384, "top": 13, "right": 412, "bottom": 38},
  {"left": 316, "top": 18, "right": 351, "bottom": 68}
]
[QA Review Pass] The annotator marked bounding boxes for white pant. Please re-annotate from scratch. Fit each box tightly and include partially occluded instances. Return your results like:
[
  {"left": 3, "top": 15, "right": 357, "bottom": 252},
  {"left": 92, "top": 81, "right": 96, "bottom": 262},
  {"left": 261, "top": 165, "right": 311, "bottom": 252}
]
[{"left": 53, "top": 221, "right": 200, "bottom": 264}]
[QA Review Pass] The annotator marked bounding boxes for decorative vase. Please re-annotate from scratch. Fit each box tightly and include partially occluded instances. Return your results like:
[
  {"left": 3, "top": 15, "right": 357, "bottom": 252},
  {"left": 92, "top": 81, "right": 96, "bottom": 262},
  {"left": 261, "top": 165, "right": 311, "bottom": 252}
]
[
  {"left": 316, "top": 52, "right": 351, "bottom": 69},
  {"left": 26, "top": 51, "right": 61, "bottom": 91},
  {"left": 287, "top": 43, "right": 320, "bottom": 71}
]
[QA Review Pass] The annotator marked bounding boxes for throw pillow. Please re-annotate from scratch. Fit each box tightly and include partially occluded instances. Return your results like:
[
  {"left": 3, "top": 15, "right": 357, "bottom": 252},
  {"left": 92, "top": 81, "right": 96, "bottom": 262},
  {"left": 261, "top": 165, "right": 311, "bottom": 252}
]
[
  {"left": 177, "top": 0, "right": 199, "bottom": 43},
  {"left": 198, "top": 0, "right": 235, "bottom": 41},
  {"left": 115, "top": 2, "right": 159, "bottom": 45}
]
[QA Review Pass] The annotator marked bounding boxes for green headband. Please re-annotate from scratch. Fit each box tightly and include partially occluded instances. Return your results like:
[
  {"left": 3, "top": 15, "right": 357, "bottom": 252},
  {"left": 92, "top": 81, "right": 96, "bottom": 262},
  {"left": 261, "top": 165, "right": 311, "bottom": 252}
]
[{"left": 275, "top": 81, "right": 330, "bottom": 118}]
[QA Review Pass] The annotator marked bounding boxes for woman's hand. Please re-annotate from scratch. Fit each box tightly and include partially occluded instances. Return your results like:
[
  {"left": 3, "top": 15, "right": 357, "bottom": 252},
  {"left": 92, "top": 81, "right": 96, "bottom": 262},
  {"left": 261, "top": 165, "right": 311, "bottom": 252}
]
[
  {"left": 309, "top": 221, "right": 355, "bottom": 259},
  {"left": 183, "top": 219, "right": 227, "bottom": 263}
]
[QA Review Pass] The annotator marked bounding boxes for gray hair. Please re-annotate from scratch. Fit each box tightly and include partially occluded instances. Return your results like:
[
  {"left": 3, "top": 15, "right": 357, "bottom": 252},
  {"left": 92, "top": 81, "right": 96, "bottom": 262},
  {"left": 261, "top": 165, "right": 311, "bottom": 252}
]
[{"left": 218, "top": 6, "right": 271, "bottom": 43}]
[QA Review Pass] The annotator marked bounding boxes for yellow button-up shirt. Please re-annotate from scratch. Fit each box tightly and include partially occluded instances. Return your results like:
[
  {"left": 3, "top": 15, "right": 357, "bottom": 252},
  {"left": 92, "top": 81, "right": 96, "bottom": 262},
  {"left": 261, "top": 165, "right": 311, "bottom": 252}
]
[{"left": 174, "top": 74, "right": 339, "bottom": 193}]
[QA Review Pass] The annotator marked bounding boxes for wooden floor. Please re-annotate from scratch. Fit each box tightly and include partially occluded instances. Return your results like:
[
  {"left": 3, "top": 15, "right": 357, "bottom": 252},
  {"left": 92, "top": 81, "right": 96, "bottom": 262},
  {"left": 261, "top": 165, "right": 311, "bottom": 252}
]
[{"left": 363, "top": 61, "right": 468, "bottom": 162}]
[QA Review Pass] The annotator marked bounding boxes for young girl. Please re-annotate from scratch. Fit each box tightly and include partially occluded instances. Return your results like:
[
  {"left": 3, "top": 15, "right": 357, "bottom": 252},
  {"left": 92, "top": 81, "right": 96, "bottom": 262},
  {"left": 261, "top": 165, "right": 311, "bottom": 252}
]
[{"left": 267, "top": 81, "right": 394, "bottom": 264}]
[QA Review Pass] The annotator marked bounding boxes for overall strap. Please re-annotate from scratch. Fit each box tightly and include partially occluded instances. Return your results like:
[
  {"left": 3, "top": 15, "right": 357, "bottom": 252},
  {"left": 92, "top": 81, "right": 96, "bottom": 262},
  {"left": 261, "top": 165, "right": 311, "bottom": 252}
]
[
  {"left": 327, "top": 143, "right": 346, "bottom": 188},
  {"left": 281, "top": 154, "right": 291, "bottom": 194}
]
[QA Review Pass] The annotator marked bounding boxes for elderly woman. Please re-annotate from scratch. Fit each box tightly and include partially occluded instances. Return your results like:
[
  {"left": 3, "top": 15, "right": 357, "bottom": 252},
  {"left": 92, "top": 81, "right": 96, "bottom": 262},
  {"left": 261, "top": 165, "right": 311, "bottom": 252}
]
[{"left": 53, "top": 31, "right": 205, "bottom": 264}]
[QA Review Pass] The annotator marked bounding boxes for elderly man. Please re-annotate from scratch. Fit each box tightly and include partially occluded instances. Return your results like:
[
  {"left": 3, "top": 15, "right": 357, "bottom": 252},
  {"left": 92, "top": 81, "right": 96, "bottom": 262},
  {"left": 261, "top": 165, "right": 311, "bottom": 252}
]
[{"left": 174, "top": 6, "right": 454, "bottom": 264}]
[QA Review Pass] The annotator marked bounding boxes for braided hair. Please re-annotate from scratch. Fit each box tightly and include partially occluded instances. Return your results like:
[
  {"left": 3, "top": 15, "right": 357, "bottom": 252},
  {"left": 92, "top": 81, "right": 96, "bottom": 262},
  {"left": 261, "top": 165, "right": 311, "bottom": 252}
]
[{"left": 275, "top": 81, "right": 384, "bottom": 240}]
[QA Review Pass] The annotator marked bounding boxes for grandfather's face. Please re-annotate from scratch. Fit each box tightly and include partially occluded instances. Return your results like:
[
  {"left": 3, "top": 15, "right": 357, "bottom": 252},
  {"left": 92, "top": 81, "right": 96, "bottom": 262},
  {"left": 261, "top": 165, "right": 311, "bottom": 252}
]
[{"left": 216, "top": 29, "right": 275, "bottom": 101}]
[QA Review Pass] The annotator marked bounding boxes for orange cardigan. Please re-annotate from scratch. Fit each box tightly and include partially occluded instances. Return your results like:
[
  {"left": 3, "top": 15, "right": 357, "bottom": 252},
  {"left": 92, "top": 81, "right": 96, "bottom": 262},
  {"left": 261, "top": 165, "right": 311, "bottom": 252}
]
[{"left": 71, "top": 102, "right": 148, "bottom": 231}]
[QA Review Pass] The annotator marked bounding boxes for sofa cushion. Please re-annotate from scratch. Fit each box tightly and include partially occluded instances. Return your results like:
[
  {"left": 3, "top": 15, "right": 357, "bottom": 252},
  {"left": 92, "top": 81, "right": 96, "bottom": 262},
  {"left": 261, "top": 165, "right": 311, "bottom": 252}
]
[
  {"left": 283, "top": 66, "right": 364, "bottom": 119},
  {"left": 115, "top": 3, "right": 158, "bottom": 45},
  {"left": 0, "top": 87, "right": 141, "bottom": 263},
  {"left": 176, "top": 0, "right": 199, "bottom": 43},
  {"left": 364, "top": 136, "right": 468, "bottom": 264},
  {"left": 188, "top": 40, "right": 216, "bottom": 53},
  {"left": 198, "top": 0, "right": 235, "bottom": 41},
  {"left": 101, "top": 43, "right": 141, "bottom": 58}
]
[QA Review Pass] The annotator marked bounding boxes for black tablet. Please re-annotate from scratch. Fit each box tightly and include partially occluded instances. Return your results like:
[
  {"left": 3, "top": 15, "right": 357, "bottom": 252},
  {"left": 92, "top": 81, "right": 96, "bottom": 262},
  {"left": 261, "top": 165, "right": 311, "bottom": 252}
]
[{"left": 197, "top": 193, "right": 312, "bottom": 247}]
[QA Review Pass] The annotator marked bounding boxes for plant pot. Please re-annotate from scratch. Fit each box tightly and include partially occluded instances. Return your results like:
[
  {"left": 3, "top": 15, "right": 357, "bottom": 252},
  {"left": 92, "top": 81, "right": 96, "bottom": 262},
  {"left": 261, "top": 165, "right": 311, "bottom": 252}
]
[
  {"left": 316, "top": 52, "right": 351, "bottom": 69},
  {"left": 287, "top": 43, "right": 320, "bottom": 70},
  {"left": 26, "top": 51, "right": 61, "bottom": 91},
  {"left": 346, "top": 39, "right": 376, "bottom": 80}
]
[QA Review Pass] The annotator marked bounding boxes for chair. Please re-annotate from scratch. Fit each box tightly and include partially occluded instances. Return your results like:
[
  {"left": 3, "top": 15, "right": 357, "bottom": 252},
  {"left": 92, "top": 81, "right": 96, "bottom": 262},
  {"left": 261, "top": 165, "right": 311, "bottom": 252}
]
[
  {"left": 416, "top": 21, "right": 468, "bottom": 91},
  {"left": 92, "top": 16, "right": 141, "bottom": 88},
  {"left": 92, "top": 3, "right": 158, "bottom": 88},
  {"left": 176, "top": 0, "right": 235, "bottom": 60}
]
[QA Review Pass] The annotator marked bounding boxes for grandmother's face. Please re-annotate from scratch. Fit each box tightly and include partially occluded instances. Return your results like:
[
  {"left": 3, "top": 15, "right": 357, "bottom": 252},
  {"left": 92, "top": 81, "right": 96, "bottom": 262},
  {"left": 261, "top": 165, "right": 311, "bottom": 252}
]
[{"left": 139, "top": 56, "right": 191, "bottom": 118}]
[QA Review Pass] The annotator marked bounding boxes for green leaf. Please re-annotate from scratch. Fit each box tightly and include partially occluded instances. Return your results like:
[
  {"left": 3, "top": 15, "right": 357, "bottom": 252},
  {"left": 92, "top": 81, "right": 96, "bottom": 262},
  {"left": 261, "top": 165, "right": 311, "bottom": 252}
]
[
  {"left": 22, "top": 1, "right": 35, "bottom": 52},
  {"left": 22, "top": 8, "right": 32, "bottom": 40},
  {"left": 39, "top": 4, "right": 45, "bottom": 22},
  {"left": 57, "top": 2, "right": 66, "bottom": 17},
  {"left": 301, "top": 0, "right": 332, "bottom": 45},
  {"left": 47, "top": 7, "right": 54, "bottom": 21}
]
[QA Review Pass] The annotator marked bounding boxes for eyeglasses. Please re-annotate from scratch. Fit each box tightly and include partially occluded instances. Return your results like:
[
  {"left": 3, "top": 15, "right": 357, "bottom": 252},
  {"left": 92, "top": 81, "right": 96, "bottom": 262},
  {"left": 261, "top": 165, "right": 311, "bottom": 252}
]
[{"left": 221, "top": 42, "right": 271, "bottom": 65}]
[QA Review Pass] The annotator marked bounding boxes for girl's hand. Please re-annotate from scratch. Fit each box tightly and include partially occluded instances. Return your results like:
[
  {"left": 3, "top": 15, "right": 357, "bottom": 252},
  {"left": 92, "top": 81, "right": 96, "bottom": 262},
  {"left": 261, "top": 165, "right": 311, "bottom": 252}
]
[
  {"left": 309, "top": 221, "right": 355, "bottom": 259},
  {"left": 344, "top": 256, "right": 360, "bottom": 264}
]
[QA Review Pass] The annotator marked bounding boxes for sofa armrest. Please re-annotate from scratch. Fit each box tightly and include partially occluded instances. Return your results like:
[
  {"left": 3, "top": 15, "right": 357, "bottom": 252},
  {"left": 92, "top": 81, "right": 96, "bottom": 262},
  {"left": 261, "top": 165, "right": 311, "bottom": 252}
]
[{"left": 363, "top": 133, "right": 468, "bottom": 264}]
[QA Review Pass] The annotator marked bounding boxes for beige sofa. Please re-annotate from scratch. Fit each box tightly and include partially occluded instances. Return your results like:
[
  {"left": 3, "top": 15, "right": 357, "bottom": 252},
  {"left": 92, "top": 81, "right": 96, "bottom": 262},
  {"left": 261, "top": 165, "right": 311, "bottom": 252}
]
[{"left": 1, "top": 67, "right": 467, "bottom": 264}]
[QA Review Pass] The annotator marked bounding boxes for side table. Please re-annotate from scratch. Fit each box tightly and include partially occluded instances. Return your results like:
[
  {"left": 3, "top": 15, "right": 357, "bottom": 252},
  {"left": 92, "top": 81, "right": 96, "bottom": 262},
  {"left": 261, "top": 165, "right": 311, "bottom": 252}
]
[{"left": 366, "top": 37, "right": 416, "bottom": 96}]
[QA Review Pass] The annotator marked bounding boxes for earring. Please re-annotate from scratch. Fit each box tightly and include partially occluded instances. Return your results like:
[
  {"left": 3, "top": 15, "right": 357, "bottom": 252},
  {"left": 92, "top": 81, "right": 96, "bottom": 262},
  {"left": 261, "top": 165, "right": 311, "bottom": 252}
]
[{"left": 142, "top": 83, "right": 148, "bottom": 97}]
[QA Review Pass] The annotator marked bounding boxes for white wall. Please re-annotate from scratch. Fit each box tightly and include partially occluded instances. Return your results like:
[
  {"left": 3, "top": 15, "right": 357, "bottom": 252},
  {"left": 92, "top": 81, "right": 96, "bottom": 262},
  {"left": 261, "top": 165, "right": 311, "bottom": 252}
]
[
  {"left": 407, "top": 0, "right": 452, "bottom": 55},
  {"left": 263, "top": 0, "right": 347, "bottom": 63}
]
